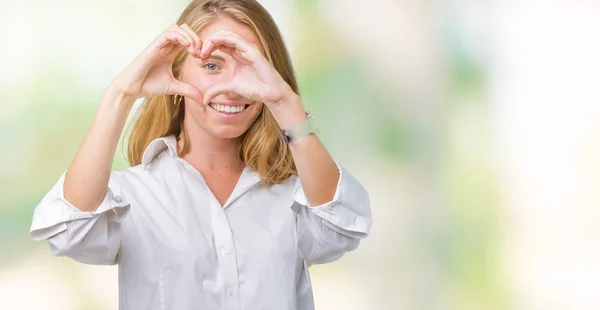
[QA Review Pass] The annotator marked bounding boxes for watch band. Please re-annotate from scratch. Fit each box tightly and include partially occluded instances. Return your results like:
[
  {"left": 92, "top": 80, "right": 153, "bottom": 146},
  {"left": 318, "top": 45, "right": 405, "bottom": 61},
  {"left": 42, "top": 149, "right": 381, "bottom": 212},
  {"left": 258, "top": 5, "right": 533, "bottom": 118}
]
[{"left": 280, "top": 112, "right": 320, "bottom": 143}]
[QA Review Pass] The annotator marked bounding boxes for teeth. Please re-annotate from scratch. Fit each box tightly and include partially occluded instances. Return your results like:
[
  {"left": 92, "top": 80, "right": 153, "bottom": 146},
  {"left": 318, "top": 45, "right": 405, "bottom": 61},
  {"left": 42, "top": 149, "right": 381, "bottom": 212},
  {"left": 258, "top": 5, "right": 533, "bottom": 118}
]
[{"left": 210, "top": 104, "right": 246, "bottom": 114}]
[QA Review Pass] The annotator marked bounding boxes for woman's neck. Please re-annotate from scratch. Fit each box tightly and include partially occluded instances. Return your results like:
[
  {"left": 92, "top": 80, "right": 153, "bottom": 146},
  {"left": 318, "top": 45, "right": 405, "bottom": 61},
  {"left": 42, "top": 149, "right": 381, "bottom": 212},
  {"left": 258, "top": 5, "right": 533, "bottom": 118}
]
[{"left": 177, "top": 129, "right": 245, "bottom": 174}]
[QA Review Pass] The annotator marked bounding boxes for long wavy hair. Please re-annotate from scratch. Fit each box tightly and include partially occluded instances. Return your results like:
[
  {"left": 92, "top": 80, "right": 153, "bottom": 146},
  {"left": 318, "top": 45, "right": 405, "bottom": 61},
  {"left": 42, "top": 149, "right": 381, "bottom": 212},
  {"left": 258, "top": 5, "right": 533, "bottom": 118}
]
[{"left": 126, "top": 0, "right": 298, "bottom": 185}]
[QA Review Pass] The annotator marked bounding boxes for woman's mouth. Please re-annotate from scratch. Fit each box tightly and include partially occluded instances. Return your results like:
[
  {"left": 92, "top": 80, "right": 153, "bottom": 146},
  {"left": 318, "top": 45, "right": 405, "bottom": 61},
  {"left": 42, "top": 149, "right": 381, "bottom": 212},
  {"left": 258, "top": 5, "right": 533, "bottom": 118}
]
[{"left": 208, "top": 102, "right": 251, "bottom": 117}]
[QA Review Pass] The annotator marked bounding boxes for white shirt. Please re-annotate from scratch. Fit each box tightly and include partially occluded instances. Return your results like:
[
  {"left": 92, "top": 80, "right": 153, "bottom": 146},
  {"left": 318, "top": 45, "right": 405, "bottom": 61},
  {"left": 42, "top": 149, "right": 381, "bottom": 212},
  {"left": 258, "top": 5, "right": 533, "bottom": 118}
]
[{"left": 29, "top": 135, "right": 372, "bottom": 310}]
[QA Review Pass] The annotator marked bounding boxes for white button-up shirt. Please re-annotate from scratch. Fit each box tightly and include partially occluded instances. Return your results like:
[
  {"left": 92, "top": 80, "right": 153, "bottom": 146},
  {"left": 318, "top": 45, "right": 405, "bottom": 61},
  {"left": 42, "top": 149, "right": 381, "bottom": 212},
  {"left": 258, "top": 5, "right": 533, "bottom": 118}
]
[{"left": 29, "top": 135, "right": 372, "bottom": 310}]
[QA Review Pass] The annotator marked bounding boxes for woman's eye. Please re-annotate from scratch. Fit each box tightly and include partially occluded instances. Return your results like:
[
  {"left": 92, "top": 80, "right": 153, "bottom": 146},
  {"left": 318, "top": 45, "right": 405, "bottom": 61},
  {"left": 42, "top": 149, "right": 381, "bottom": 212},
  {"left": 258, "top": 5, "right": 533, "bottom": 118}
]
[{"left": 203, "top": 62, "right": 220, "bottom": 71}]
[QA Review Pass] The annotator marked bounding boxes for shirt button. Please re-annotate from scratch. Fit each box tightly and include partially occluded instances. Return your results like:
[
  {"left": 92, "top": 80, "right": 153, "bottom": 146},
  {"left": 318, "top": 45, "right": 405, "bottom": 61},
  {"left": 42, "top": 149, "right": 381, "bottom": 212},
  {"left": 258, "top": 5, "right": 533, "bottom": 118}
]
[
  {"left": 227, "top": 287, "right": 236, "bottom": 297},
  {"left": 114, "top": 196, "right": 123, "bottom": 203},
  {"left": 222, "top": 247, "right": 230, "bottom": 256}
]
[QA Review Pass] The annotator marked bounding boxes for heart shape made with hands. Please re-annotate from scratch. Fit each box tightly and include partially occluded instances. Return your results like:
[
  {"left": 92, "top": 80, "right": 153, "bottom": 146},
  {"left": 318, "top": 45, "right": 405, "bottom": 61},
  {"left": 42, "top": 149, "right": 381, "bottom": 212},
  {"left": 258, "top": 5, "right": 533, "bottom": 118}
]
[{"left": 197, "top": 29, "right": 294, "bottom": 107}]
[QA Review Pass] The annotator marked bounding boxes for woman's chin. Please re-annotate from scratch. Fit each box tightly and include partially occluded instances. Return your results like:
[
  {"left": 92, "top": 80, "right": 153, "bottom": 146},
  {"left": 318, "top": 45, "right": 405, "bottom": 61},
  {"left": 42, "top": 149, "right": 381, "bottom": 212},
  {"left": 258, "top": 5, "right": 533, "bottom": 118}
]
[{"left": 208, "top": 127, "right": 249, "bottom": 140}]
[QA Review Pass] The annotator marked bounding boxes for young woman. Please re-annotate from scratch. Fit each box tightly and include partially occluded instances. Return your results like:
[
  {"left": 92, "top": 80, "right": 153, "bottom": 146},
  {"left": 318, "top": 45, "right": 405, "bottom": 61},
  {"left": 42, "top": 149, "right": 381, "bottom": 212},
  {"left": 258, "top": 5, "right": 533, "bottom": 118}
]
[{"left": 30, "top": 0, "right": 372, "bottom": 309}]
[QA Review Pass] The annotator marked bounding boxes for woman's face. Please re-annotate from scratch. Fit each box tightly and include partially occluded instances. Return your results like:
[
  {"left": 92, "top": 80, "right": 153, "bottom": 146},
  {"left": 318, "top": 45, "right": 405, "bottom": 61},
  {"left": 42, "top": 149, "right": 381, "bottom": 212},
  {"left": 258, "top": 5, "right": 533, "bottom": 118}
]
[{"left": 178, "top": 17, "right": 265, "bottom": 139}]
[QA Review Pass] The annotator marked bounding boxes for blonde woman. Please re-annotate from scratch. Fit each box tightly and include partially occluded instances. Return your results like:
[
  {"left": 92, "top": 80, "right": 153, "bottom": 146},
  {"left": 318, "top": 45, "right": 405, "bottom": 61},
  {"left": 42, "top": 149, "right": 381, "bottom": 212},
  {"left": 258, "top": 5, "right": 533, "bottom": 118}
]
[{"left": 29, "top": 0, "right": 371, "bottom": 309}]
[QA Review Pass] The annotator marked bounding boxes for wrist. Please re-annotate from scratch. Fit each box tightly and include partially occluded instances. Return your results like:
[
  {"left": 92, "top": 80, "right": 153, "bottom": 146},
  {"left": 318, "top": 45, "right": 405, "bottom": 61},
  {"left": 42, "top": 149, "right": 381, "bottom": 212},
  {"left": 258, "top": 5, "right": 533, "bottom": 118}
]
[
  {"left": 268, "top": 92, "right": 307, "bottom": 129},
  {"left": 102, "top": 84, "right": 138, "bottom": 114},
  {"left": 280, "top": 111, "right": 319, "bottom": 144}
]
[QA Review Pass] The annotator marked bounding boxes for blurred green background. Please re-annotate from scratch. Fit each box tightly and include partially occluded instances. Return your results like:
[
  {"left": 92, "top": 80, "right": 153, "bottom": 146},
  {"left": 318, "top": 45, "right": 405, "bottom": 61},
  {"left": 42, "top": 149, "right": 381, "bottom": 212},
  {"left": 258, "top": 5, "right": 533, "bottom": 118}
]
[{"left": 2, "top": 0, "right": 600, "bottom": 309}]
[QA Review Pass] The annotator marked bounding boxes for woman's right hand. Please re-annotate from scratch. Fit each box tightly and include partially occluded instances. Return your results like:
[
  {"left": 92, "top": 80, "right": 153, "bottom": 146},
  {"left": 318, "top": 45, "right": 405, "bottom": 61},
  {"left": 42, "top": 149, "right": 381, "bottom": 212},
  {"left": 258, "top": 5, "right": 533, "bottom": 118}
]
[{"left": 110, "top": 24, "right": 204, "bottom": 104}]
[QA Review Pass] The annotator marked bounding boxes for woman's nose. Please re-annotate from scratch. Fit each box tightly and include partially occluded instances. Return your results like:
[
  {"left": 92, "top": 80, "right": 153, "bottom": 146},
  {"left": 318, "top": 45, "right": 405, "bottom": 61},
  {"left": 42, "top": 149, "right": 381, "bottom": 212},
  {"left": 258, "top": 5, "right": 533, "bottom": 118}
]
[
  {"left": 224, "top": 90, "right": 242, "bottom": 100},
  {"left": 218, "top": 61, "right": 241, "bottom": 99}
]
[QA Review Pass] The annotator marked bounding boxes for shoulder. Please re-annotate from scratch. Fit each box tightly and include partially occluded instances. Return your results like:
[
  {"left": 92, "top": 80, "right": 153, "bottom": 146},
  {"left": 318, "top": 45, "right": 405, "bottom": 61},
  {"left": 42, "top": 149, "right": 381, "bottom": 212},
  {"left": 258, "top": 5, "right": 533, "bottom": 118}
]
[
  {"left": 259, "top": 173, "right": 300, "bottom": 200},
  {"left": 108, "top": 163, "right": 146, "bottom": 191}
]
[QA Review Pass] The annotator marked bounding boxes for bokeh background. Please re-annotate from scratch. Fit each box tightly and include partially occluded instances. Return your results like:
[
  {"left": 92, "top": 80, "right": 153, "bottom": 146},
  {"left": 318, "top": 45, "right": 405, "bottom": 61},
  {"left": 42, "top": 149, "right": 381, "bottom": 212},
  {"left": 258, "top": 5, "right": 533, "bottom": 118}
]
[{"left": 2, "top": 0, "right": 600, "bottom": 309}]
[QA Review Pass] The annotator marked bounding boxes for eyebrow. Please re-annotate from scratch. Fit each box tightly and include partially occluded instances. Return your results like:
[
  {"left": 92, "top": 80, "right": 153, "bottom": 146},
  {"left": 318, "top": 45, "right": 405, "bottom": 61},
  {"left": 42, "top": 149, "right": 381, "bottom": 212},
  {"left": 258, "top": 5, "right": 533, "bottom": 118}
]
[{"left": 206, "top": 54, "right": 226, "bottom": 62}]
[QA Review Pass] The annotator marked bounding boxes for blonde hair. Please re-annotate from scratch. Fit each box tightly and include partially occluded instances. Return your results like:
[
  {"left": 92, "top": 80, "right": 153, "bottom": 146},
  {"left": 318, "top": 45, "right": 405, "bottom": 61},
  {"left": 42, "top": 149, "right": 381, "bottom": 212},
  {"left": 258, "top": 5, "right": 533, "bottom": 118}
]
[{"left": 127, "top": 0, "right": 298, "bottom": 185}]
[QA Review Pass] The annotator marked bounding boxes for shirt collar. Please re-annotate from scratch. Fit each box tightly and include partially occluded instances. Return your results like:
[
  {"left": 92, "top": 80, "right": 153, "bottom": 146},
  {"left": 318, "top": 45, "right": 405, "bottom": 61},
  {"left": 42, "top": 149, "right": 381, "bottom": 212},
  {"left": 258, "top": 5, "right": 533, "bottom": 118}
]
[
  {"left": 141, "top": 135, "right": 179, "bottom": 168},
  {"left": 140, "top": 135, "right": 262, "bottom": 188}
]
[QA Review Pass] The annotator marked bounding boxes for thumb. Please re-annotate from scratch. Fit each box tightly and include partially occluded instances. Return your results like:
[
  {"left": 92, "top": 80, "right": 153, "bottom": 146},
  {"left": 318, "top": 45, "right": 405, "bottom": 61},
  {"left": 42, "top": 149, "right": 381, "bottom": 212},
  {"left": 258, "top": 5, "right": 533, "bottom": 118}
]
[
  {"left": 202, "top": 82, "right": 236, "bottom": 106},
  {"left": 169, "top": 81, "right": 203, "bottom": 104}
]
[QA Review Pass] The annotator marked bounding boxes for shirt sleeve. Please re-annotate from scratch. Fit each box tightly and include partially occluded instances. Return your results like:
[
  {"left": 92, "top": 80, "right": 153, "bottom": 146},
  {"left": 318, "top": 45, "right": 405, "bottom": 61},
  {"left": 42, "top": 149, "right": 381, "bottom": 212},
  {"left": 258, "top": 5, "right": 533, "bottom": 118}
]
[
  {"left": 29, "top": 171, "right": 130, "bottom": 265},
  {"left": 291, "top": 162, "right": 372, "bottom": 265}
]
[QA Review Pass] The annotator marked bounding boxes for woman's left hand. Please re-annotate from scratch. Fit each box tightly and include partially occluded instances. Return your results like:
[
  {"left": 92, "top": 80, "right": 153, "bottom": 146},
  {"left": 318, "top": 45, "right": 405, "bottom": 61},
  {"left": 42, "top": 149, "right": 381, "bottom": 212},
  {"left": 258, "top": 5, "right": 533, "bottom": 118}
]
[{"left": 199, "top": 29, "right": 295, "bottom": 107}]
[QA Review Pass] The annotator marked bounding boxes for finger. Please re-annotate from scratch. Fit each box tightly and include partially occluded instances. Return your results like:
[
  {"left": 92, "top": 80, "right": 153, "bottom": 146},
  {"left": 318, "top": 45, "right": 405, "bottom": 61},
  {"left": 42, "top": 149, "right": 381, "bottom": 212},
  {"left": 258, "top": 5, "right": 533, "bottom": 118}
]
[
  {"left": 202, "top": 82, "right": 236, "bottom": 106},
  {"left": 160, "top": 31, "right": 191, "bottom": 49},
  {"left": 180, "top": 24, "right": 202, "bottom": 55},
  {"left": 172, "top": 25, "right": 197, "bottom": 55},
  {"left": 212, "top": 45, "right": 252, "bottom": 65},
  {"left": 200, "top": 32, "right": 248, "bottom": 58},
  {"left": 169, "top": 81, "right": 204, "bottom": 104},
  {"left": 200, "top": 30, "right": 258, "bottom": 61}
]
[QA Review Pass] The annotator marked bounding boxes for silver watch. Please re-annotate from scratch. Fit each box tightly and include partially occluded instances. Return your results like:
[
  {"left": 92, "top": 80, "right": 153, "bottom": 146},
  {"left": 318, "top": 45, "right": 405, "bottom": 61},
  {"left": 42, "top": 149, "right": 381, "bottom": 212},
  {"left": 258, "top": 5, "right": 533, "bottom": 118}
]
[{"left": 280, "top": 112, "right": 320, "bottom": 143}]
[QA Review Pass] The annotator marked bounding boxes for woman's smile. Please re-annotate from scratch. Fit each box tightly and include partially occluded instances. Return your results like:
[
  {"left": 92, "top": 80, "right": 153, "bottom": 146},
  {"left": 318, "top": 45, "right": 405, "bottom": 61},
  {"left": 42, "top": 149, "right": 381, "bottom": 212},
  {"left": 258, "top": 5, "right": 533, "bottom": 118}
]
[{"left": 207, "top": 101, "right": 253, "bottom": 119}]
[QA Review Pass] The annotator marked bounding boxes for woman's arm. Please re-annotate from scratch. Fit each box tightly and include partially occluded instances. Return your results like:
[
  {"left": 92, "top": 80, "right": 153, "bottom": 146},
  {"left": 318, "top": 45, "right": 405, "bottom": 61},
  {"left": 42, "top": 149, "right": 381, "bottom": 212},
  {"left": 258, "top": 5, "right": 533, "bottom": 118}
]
[
  {"left": 63, "top": 24, "right": 204, "bottom": 212},
  {"left": 269, "top": 95, "right": 339, "bottom": 207},
  {"left": 63, "top": 88, "right": 134, "bottom": 212},
  {"left": 30, "top": 24, "right": 206, "bottom": 264},
  {"left": 271, "top": 95, "right": 371, "bottom": 265}
]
